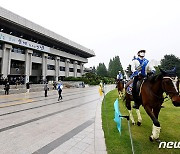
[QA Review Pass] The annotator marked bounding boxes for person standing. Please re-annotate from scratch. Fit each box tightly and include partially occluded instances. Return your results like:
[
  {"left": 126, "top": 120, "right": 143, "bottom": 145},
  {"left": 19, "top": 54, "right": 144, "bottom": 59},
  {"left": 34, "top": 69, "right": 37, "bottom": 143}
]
[
  {"left": 53, "top": 81, "right": 57, "bottom": 90},
  {"left": 99, "top": 80, "right": 104, "bottom": 94},
  {"left": 57, "top": 81, "right": 63, "bottom": 101},
  {"left": 44, "top": 83, "right": 49, "bottom": 97},
  {"left": 4, "top": 82, "right": 10, "bottom": 95},
  {"left": 26, "top": 82, "right": 30, "bottom": 93}
]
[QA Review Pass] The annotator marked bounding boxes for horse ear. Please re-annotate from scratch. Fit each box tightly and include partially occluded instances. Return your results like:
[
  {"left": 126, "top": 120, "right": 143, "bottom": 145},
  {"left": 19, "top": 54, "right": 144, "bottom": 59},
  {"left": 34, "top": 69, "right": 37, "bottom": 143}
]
[
  {"left": 159, "top": 67, "right": 166, "bottom": 75},
  {"left": 172, "top": 67, "right": 176, "bottom": 73}
]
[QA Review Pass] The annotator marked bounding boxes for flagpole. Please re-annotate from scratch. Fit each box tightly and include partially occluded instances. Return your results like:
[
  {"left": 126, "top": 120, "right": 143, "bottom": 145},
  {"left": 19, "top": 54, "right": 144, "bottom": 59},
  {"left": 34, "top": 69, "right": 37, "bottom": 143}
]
[
  {"left": 128, "top": 120, "right": 135, "bottom": 154},
  {"left": 120, "top": 116, "right": 135, "bottom": 154}
]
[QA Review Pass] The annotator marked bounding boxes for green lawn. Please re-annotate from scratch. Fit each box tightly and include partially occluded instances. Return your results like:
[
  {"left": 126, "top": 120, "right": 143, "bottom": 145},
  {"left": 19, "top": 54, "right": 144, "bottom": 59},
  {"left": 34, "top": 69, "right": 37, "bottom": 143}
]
[{"left": 102, "top": 89, "right": 180, "bottom": 154}]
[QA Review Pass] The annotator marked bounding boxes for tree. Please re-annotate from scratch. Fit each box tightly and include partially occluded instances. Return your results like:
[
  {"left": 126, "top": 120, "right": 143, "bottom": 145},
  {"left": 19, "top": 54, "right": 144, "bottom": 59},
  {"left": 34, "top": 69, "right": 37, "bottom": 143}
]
[
  {"left": 108, "top": 56, "right": 124, "bottom": 78},
  {"left": 96, "top": 63, "right": 108, "bottom": 77},
  {"left": 160, "top": 54, "right": 180, "bottom": 77}
]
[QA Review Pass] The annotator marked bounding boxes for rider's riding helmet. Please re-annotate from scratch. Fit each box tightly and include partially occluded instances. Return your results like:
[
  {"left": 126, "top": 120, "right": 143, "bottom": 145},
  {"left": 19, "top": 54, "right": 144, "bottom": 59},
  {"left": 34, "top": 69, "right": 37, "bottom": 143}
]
[{"left": 137, "top": 50, "right": 146, "bottom": 57}]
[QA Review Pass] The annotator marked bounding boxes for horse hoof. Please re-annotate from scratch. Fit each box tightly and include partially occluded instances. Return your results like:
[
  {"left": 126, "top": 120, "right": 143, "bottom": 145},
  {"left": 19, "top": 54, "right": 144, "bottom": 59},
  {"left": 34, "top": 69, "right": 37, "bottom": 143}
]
[
  {"left": 132, "top": 122, "right": 135, "bottom": 125},
  {"left": 149, "top": 136, "right": 154, "bottom": 142},
  {"left": 137, "top": 121, "right": 141, "bottom": 126}
]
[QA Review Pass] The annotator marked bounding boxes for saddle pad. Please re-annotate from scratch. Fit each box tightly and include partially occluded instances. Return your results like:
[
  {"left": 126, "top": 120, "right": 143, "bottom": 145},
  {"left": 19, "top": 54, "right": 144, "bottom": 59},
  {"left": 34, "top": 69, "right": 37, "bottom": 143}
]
[{"left": 126, "top": 83, "right": 133, "bottom": 95}]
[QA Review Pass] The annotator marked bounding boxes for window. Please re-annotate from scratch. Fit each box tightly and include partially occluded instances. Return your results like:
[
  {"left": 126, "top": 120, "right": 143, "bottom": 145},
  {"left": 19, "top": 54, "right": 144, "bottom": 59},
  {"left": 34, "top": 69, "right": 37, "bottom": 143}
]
[
  {"left": 47, "top": 54, "right": 55, "bottom": 60},
  {"left": 69, "top": 68, "right": 74, "bottom": 72},
  {"left": 60, "top": 66, "right": 65, "bottom": 71},
  {"left": 47, "top": 64, "right": 55, "bottom": 70},
  {"left": 32, "top": 63, "right": 39, "bottom": 70},
  {"left": 77, "top": 69, "right": 81, "bottom": 73},
  {"left": 11, "top": 60, "right": 25, "bottom": 69},
  {"left": 70, "top": 59, "right": 74, "bottom": 64},
  {"left": 12, "top": 47, "right": 25, "bottom": 54},
  {"left": 60, "top": 57, "right": 65, "bottom": 62},
  {"left": 32, "top": 51, "right": 42, "bottom": 57}
]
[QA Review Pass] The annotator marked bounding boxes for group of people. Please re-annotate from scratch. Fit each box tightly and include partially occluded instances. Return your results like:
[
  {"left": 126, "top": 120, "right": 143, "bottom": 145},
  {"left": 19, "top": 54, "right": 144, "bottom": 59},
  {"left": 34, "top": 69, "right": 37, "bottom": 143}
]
[
  {"left": 43, "top": 81, "right": 63, "bottom": 101},
  {"left": 2, "top": 80, "right": 64, "bottom": 100},
  {"left": 0, "top": 76, "right": 25, "bottom": 86},
  {"left": 116, "top": 50, "right": 155, "bottom": 108}
]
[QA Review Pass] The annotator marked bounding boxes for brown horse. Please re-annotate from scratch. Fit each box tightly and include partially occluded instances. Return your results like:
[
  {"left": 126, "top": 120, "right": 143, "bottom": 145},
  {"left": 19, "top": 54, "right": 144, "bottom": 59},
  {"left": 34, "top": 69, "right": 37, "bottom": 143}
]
[
  {"left": 117, "top": 79, "right": 124, "bottom": 98},
  {"left": 124, "top": 68, "right": 180, "bottom": 141}
]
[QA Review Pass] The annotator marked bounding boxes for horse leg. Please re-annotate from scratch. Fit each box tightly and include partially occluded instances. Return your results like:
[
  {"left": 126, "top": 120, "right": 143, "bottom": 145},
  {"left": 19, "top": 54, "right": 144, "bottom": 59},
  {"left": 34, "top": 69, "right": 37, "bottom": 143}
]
[
  {"left": 120, "top": 91, "right": 123, "bottom": 98},
  {"left": 126, "top": 100, "right": 135, "bottom": 125},
  {"left": 150, "top": 106, "right": 161, "bottom": 142},
  {"left": 118, "top": 91, "right": 121, "bottom": 98},
  {"left": 144, "top": 105, "right": 161, "bottom": 141},
  {"left": 128, "top": 110, "right": 135, "bottom": 125},
  {"left": 118, "top": 90, "right": 122, "bottom": 99},
  {"left": 135, "top": 109, "right": 142, "bottom": 126}
]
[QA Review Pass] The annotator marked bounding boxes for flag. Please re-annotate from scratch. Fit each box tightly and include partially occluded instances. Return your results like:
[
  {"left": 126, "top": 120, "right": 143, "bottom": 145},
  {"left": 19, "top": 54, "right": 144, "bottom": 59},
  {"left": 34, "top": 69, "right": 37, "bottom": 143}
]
[{"left": 114, "top": 98, "right": 122, "bottom": 134}]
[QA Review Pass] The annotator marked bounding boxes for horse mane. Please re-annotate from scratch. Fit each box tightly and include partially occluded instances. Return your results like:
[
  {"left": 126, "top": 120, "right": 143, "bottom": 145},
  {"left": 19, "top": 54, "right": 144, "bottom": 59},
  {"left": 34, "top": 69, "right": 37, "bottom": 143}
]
[
  {"left": 148, "top": 73, "right": 163, "bottom": 83},
  {"left": 148, "top": 69, "right": 177, "bottom": 83}
]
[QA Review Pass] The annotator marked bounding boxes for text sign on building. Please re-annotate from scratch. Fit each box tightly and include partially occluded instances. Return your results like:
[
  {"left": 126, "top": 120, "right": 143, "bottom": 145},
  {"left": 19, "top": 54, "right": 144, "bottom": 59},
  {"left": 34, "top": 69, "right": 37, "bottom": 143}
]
[{"left": 0, "top": 32, "right": 50, "bottom": 52}]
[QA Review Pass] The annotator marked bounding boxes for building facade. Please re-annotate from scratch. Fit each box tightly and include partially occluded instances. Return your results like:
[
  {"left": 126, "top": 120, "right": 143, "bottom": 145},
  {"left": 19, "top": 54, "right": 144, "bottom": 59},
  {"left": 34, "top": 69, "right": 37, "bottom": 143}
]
[{"left": 0, "top": 6, "right": 95, "bottom": 84}]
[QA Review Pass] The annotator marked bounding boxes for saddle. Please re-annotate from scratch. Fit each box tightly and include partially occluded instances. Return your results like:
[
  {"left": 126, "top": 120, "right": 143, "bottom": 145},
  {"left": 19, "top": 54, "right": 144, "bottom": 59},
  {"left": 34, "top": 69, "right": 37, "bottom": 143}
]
[{"left": 125, "top": 79, "right": 144, "bottom": 96}]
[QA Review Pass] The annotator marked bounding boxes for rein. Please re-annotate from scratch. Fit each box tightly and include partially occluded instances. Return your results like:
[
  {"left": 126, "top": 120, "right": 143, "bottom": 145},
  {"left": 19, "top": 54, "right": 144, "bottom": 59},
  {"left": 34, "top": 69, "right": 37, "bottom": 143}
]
[
  {"left": 162, "top": 76, "right": 180, "bottom": 96},
  {"left": 140, "top": 75, "right": 179, "bottom": 102}
]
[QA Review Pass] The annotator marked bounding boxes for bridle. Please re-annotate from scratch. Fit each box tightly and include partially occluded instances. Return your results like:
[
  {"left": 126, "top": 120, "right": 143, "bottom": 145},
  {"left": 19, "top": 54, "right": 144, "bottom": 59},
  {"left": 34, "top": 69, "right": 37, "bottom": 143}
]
[
  {"left": 147, "top": 76, "right": 179, "bottom": 101},
  {"left": 162, "top": 76, "right": 180, "bottom": 96}
]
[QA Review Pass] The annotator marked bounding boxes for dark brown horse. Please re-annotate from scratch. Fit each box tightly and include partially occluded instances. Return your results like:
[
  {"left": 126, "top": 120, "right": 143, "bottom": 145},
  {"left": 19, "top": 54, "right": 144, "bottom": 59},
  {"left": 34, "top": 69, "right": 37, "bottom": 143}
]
[
  {"left": 124, "top": 68, "right": 180, "bottom": 141},
  {"left": 117, "top": 79, "right": 124, "bottom": 98}
]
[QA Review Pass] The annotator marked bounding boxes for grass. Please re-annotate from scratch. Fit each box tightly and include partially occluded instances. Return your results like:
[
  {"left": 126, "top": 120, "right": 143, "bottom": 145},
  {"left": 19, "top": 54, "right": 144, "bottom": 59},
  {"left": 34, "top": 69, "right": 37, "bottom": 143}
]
[{"left": 102, "top": 89, "right": 180, "bottom": 154}]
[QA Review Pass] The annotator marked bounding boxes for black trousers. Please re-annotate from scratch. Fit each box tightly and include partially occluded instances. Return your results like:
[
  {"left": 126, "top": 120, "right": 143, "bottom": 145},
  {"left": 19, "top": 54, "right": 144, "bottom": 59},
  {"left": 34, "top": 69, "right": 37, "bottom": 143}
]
[
  {"left": 5, "top": 89, "right": 9, "bottom": 95},
  {"left": 58, "top": 89, "right": 62, "bottom": 100},
  {"left": 132, "top": 76, "right": 139, "bottom": 99},
  {"left": 45, "top": 90, "right": 48, "bottom": 97}
]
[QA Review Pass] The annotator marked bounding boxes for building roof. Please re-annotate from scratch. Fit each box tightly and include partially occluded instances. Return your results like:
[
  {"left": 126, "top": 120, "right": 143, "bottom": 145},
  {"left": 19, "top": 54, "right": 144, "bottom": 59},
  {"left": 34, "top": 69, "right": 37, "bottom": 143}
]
[{"left": 0, "top": 6, "right": 95, "bottom": 58}]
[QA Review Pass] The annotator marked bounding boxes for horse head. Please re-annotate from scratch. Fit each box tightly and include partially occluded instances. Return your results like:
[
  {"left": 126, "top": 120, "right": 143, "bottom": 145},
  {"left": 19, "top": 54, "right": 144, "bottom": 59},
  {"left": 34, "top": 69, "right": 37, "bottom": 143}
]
[{"left": 160, "top": 68, "right": 180, "bottom": 107}]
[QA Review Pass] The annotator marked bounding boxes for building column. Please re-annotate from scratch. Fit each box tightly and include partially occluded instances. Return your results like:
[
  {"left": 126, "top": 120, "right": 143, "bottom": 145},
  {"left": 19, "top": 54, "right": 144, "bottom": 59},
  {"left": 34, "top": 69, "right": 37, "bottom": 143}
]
[
  {"left": 1, "top": 44, "right": 12, "bottom": 79},
  {"left": 55, "top": 56, "right": 60, "bottom": 81},
  {"left": 65, "top": 59, "right": 70, "bottom": 77},
  {"left": 73, "top": 61, "right": 78, "bottom": 77},
  {"left": 42, "top": 53, "right": 48, "bottom": 81},
  {"left": 80, "top": 62, "right": 84, "bottom": 76},
  {"left": 25, "top": 49, "right": 33, "bottom": 83}
]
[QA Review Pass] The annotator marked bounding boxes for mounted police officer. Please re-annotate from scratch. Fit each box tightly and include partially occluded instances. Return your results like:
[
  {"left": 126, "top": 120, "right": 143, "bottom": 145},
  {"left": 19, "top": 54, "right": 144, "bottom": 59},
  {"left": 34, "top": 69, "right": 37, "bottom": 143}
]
[
  {"left": 116, "top": 71, "right": 123, "bottom": 88},
  {"left": 130, "top": 50, "right": 156, "bottom": 108},
  {"left": 117, "top": 71, "right": 123, "bottom": 81}
]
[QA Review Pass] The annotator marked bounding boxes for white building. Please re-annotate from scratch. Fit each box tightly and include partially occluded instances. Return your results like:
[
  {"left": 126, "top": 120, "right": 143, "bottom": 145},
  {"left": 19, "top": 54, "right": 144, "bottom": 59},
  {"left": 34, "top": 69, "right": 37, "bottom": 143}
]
[{"left": 0, "top": 6, "right": 95, "bottom": 84}]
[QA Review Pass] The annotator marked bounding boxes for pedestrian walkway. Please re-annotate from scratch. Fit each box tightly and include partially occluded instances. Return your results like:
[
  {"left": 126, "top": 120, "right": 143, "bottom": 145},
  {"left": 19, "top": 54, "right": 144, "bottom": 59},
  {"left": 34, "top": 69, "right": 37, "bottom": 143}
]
[{"left": 0, "top": 85, "right": 115, "bottom": 154}]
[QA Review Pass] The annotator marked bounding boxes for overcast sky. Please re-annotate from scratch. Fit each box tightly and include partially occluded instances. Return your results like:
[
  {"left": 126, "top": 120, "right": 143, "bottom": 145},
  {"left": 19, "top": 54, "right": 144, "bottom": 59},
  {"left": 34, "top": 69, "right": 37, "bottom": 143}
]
[{"left": 1, "top": 0, "right": 180, "bottom": 70}]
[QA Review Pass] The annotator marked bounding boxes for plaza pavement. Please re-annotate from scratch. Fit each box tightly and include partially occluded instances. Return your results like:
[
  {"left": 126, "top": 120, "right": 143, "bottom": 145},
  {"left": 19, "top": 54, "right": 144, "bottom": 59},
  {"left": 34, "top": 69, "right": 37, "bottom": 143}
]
[{"left": 0, "top": 84, "right": 115, "bottom": 154}]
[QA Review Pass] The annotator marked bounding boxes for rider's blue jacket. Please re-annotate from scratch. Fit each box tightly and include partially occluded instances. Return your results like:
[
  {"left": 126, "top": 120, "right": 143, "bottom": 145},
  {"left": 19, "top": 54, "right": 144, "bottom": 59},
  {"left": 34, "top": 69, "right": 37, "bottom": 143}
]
[{"left": 130, "top": 57, "right": 155, "bottom": 79}]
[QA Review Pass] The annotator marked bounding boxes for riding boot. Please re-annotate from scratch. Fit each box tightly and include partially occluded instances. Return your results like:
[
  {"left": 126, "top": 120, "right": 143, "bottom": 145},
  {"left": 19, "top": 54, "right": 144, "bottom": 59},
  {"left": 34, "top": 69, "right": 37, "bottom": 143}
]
[{"left": 132, "top": 76, "right": 139, "bottom": 109}]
